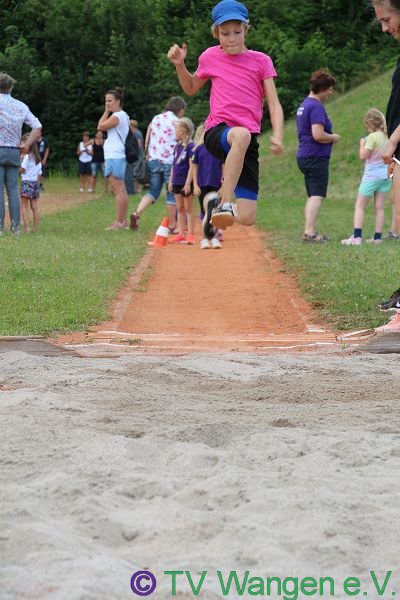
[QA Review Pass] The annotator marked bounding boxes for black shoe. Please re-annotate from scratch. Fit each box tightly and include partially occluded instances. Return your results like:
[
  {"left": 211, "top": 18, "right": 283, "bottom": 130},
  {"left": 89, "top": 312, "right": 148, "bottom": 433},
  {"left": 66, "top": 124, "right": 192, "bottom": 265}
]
[
  {"left": 378, "top": 287, "right": 400, "bottom": 311},
  {"left": 202, "top": 192, "right": 220, "bottom": 240}
]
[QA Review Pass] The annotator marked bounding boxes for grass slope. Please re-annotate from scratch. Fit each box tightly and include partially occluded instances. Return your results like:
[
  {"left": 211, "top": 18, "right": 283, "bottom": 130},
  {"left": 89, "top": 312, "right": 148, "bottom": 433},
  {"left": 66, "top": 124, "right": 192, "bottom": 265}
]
[{"left": 258, "top": 69, "right": 396, "bottom": 330}]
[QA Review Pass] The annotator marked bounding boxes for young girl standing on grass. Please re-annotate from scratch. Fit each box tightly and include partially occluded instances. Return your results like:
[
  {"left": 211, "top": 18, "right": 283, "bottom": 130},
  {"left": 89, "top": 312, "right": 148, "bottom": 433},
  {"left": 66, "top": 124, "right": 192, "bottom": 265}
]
[
  {"left": 76, "top": 131, "right": 93, "bottom": 193},
  {"left": 191, "top": 123, "right": 224, "bottom": 249},
  {"left": 341, "top": 108, "right": 391, "bottom": 246},
  {"left": 168, "top": 117, "right": 196, "bottom": 245},
  {"left": 19, "top": 135, "right": 42, "bottom": 233}
]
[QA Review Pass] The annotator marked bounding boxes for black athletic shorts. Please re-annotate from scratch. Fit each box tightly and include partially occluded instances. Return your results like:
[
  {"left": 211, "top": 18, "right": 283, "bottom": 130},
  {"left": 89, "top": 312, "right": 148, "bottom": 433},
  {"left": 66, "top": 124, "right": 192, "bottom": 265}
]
[
  {"left": 297, "top": 156, "right": 330, "bottom": 198},
  {"left": 171, "top": 183, "right": 193, "bottom": 196},
  {"left": 204, "top": 123, "right": 259, "bottom": 200}
]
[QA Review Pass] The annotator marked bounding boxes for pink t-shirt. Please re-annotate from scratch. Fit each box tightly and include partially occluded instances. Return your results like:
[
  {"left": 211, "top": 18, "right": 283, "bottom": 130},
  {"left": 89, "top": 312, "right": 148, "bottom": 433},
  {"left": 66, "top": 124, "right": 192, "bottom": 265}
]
[{"left": 196, "top": 45, "right": 277, "bottom": 133}]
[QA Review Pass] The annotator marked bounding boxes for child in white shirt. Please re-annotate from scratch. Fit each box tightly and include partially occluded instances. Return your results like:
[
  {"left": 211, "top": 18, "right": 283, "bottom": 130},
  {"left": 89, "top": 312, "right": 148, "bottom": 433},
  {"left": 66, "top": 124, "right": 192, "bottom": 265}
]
[{"left": 20, "top": 135, "right": 42, "bottom": 232}]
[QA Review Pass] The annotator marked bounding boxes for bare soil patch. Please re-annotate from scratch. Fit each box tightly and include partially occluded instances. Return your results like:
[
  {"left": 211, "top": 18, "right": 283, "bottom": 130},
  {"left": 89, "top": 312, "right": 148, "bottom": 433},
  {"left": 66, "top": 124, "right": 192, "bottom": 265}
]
[{"left": 56, "top": 221, "right": 340, "bottom": 355}]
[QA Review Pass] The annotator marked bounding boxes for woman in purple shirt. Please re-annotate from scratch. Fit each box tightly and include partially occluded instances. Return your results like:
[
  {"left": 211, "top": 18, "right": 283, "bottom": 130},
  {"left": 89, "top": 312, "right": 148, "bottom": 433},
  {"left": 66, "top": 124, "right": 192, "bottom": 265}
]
[
  {"left": 296, "top": 70, "right": 341, "bottom": 243},
  {"left": 0, "top": 72, "right": 41, "bottom": 234}
]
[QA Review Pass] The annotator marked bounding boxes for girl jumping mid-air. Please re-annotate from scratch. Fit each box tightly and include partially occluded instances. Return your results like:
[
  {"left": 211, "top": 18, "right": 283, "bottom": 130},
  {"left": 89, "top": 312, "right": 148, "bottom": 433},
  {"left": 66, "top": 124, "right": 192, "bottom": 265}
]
[{"left": 167, "top": 0, "right": 284, "bottom": 241}]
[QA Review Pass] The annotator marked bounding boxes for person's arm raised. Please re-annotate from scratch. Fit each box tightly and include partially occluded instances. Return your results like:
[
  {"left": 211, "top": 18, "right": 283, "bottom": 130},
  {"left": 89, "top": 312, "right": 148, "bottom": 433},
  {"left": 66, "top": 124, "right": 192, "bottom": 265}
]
[
  {"left": 167, "top": 43, "right": 207, "bottom": 96},
  {"left": 98, "top": 107, "right": 119, "bottom": 132}
]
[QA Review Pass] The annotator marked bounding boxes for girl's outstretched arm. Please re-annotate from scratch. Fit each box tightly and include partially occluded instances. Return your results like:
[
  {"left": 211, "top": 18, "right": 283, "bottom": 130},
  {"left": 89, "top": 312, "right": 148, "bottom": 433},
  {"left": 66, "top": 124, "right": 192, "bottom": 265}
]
[
  {"left": 167, "top": 43, "right": 207, "bottom": 96},
  {"left": 263, "top": 78, "right": 284, "bottom": 155}
]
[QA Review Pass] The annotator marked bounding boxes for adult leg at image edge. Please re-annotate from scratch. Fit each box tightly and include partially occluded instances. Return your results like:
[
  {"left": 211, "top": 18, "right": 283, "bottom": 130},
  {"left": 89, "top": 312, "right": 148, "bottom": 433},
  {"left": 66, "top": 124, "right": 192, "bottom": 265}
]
[
  {"left": 304, "top": 195, "right": 323, "bottom": 235},
  {"left": 0, "top": 166, "right": 5, "bottom": 230},
  {"left": 5, "top": 167, "right": 20, "bottom": 231}
]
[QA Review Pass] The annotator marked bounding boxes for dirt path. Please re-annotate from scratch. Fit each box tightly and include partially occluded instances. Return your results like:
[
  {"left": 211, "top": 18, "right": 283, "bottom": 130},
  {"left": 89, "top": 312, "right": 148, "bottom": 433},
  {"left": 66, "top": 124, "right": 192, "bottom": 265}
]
[
  {"left": 15, "top": 189, "right": 359, "bottom": 354},
  {"left": 55, "top": 215, "right": 344, "bottom": 354}
]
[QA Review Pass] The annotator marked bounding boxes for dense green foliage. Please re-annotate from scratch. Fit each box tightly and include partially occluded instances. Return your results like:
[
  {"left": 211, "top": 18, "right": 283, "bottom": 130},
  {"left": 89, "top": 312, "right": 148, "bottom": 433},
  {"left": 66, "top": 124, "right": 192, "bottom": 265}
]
[{"left": 0, "top": 0, "right": 397, "bottom": 170}]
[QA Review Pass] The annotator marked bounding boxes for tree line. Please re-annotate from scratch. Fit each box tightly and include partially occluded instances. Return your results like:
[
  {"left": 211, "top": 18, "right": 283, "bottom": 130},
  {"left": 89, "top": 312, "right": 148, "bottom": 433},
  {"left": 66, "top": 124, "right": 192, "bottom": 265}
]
[{"left": 0, "top": 0, "right": 396, "bottom": 171}]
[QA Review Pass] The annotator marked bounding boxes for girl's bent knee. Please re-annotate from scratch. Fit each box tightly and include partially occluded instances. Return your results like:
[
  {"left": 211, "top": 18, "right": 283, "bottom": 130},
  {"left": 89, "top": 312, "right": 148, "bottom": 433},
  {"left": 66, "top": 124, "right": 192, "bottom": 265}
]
[
  {"left": 238, "top": 214, "right": 256, "bottom": 226},
  {"left": 229, "top": 127, "right": 251, "bottom": 148}
]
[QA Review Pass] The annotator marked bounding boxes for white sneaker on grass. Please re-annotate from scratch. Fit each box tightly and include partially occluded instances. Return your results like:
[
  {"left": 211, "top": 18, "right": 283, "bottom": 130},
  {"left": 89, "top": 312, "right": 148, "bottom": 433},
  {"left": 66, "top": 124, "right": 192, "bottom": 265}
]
[{"left": 341, "top": 235, "right": 362, "bottom": 246}]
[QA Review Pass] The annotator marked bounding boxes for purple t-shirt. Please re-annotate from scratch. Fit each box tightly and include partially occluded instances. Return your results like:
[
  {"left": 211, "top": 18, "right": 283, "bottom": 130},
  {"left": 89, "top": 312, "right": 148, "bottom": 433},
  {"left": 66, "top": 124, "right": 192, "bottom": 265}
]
[
  {"left": 296, "top": 96, "right": 333, "bottom": 158},
  {"left": 191, "top": 144, "right": 222, "bottom": 188},
  {"left": 172, "top": 141, "right": 195, "bottom": 185}
]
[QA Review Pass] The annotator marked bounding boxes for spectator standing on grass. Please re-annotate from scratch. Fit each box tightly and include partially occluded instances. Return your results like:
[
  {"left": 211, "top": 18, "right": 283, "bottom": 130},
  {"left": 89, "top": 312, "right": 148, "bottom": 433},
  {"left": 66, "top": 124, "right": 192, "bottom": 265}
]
[
  {"left": 191, "top": 123, "right": 224, "bottom": 249},
  {"left": 370, "top": 0, "right": 400, "bottom": 328},
  {"left": 91, "top": 130, "right": 108, "bottom": 194},
  {"left": 374, "top": 0, "right": 400, "bottom": 227},
  {"left": 77, "top": 131, "right": 93, "bottom": 193},
  {"left": 19, "top": 134, "right": 42, "bottom": 233},
  {"left": 37, "top": 130, "right": 49, "bottom": 191},
  {"left": 341, "top": 109, "right": 391, "bottom": 246},
  {"left": 98, "top": 87, "right": 130, "bottom": 230},
  {"left": 167, "top": 0, "right": 284, "bottom": 242},
  {"left": 129, "top": 96, "right": 187, "bottom": 233},
  {"left": 0, "top": 72, "right": 41, "bottom": 235},
  {"left": 296, "top": 69, "right": 341, "bottom": 243},
  {"left": 168, "top": 117, "right": 196, "bottom": 245}
]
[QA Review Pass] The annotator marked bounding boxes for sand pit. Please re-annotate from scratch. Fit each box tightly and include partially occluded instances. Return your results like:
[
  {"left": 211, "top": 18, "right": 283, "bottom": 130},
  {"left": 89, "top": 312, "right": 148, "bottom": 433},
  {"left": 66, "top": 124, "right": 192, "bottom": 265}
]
[{"left": 1, "top": 349, "right": 400, "bottom": 599}]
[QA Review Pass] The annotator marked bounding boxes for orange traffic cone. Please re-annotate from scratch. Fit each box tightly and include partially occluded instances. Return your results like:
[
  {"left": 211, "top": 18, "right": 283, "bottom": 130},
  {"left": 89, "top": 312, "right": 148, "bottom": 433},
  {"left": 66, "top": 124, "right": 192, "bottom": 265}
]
[{"left": 147, "top": 217, "right": 169, "bottom": 247}]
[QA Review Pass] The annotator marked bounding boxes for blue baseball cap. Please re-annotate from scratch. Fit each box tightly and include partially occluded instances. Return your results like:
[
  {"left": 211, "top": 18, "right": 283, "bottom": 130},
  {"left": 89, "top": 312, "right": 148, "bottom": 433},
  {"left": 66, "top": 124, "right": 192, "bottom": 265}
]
[{"left": 211, "top": 0, "right": 249, "bottom": 25}]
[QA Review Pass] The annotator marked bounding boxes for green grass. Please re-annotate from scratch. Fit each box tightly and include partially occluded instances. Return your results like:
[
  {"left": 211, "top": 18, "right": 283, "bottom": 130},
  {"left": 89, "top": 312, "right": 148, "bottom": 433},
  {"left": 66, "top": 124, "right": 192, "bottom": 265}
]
[
  {"left": 257, "top": 68, "right": 397, "bottom": 330},
  {"left": 0, "top": 180, "right": 165, "bottom": 335}
]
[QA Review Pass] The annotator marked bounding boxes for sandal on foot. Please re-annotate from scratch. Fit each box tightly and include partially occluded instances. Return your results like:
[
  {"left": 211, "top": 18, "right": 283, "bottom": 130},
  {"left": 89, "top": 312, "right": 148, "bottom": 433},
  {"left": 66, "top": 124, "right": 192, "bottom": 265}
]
[{"left": 302, "top": 232, "right": 330, "bottom": 243}]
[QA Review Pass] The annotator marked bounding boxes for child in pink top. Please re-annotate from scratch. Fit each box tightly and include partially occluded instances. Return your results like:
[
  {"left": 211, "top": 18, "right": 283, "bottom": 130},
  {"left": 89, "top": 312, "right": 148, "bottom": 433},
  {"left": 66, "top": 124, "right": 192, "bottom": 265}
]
[{"left": 167, "top": 0, "right": 284, "bottom": 240}]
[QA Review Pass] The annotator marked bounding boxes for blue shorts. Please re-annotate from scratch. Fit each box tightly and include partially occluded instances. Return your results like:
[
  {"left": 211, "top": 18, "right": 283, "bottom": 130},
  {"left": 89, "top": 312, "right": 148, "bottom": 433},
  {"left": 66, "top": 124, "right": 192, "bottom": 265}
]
[
  {"left": 91, "top": 161, "right": 105, "bottom": 177},
  {"left": 147, "top": 160, "right": 175, "bottom": 206},
  {"left": 104, "top": 158, "right": 126, "bottom": 180},
  {"left": 358, "top": 178, "right": 392, "bottom": 197},
  {"left": 297, "top": 156, "right": 330, "bottom": 198}
]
